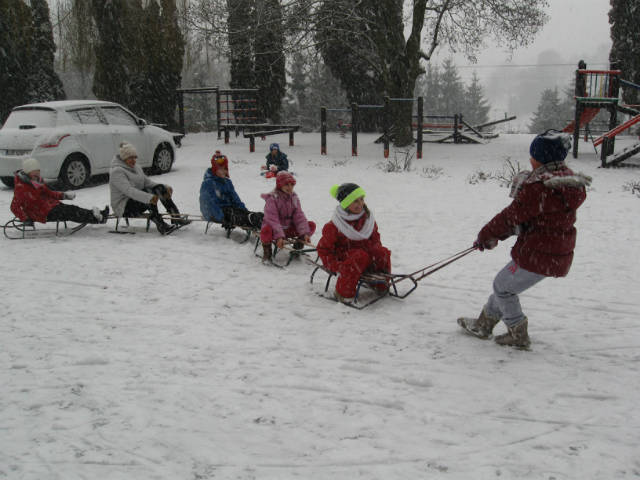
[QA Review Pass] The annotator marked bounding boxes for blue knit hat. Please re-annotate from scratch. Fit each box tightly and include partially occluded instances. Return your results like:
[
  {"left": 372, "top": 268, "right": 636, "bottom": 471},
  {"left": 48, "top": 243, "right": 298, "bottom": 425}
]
[
  {"left": 269, "top": 143, "right": 280, "bottom": 151},
  {"left": 529, "top": 130, "right": 570, "bottom": 164}
]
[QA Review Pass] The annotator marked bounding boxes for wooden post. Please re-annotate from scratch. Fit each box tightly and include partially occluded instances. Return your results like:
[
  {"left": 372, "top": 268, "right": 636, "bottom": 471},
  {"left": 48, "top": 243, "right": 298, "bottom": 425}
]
[
  {"left": 417, "top": 96, "right": 423, "bottom": 159},
  {"left": 177, "top": 91, "right": 185, "bottom": 135},
  {"left": 572, "top": 102, "right": 582, "bottom": 158},
  {"left": 453, "top": 114, "right": 460, "bottom": 143},
  {"left": 321, "top": 107, "right": 327, "bottom": 155},
  {"left": 572, "top": 63, "right": 586, "bottom": 158},
  {"left": 383, "top": 96, "right": 390, "bottom": 158},
  {"left": 224, "top": 128, "right": 230, "bottom": 144},
  {"left": 351, "top": 103, "right": 358, "bottom": 156},
  {"left": 249, "top": 135, "right": 255, "bottom": 152},
  {"left": 289, "top": 130, "right": 294, "bottom": 147}
]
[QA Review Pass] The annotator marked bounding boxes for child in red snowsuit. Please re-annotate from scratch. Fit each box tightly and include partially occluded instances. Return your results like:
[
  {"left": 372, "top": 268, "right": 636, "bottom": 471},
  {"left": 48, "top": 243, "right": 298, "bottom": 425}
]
[{"left": 317, "top": 183, "right": 391, "bottom": 303}]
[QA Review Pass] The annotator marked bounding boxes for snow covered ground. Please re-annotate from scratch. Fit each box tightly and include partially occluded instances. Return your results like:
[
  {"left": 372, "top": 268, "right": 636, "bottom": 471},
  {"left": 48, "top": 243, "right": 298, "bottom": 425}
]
[{"left": 1, "top": 131, "right": 639, "bottom": 480}]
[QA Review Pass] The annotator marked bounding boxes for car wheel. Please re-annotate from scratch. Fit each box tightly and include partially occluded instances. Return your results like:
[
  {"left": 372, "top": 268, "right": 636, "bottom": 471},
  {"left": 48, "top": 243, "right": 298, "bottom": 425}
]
[
  {"left": 152, "top": 143, "right": 173, "bottom": 174},
  {"left": 1, "top": 176, "right": 14, "bottom": 188},
  {"left": 59, "top": 154, "right": 90, "bottom": 189}
]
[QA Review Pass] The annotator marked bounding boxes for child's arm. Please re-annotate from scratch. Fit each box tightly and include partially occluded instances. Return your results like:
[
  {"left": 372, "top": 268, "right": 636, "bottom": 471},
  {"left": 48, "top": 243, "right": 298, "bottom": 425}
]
[
  {"left": 291, "top": 196, "right": 310, "bottom": 236},
  {"left": 227, "top": 181, "right": 247, "bottom": 210},
  {"left": 317, "top": 222, "right": 341, "bottom": 272},
  {"left": 263, "top": 196, "right": 285, "bottom": 239}
]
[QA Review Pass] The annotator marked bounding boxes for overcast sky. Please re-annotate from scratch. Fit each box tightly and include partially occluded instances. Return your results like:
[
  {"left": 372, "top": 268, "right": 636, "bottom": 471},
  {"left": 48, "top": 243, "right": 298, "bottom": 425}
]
[{"left": 430, "top": 0, "right": 612, "bottom": 125}]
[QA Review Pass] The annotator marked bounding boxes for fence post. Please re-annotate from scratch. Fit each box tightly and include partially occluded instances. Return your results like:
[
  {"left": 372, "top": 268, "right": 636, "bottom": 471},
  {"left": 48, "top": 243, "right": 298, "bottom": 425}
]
[
  {"left": 289, "top": 130, "right": 294, "bottom": 147},
  {"left": 216, "top": 86, "right": 221, "bottom": 139},
  {"left": 453, "top": 114, "right": 460, "bottom": 143},
  {"left": 177, "top": 91, "right": 185, "bottom": 135},
  {"left": 249, "top": 135, "right": 255, "bottom": 152},
  {"left": 383, "top": 96, "right": 390, "bottom": 158},
  {"left": 321, "top": 107, "right": 327, "bottom": 155},
  {"left": 351, "top": 102, "right": 358, "bottom": 156},
  {"left": 417, "top": 96, "right": 423, "bottom": 159}
]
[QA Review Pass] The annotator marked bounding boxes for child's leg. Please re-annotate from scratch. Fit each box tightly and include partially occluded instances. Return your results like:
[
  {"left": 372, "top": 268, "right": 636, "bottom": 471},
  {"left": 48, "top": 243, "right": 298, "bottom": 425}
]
[
  {"left": 46, "top": 203, "right": 100, "bottom": 224},
  {"left": 485, "top": 261, "right": 545, "bottom": 327},
  {"left": 335, "top": 249, "right": 371, "bottom": 298},
  {"left": 368, "top": 245, "right": 391, "bottom": 273},
  {"left": 260, "top": 224, "right": 274, "bottom": 244}
]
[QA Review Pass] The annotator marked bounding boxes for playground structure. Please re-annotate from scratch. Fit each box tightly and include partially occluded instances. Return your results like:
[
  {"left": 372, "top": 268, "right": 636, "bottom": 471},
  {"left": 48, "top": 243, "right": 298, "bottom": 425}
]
[
  {"left": 564, "top": 62, "right": 640, "bottom": 167},
  {"left": 176, "top": 86, "right": 300, "bottom": 152},
  {"left": 320, "top": 97, "right": 514, "bottom": 158}
]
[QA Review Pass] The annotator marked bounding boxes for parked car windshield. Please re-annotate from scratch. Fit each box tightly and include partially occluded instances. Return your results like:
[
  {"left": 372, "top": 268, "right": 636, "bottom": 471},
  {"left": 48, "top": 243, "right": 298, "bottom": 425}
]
[
  {"left": 101, "top": 106, "right": 138, "bottom": 126},
  {"left": 2, "top": 108, "right": 57, "bottom": 129}
]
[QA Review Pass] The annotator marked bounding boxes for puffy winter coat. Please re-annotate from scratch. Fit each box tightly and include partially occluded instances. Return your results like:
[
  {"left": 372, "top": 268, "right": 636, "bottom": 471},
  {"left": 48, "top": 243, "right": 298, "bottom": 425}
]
[
  {"left": 317, "top": 214, "right": 387, "bottom": 273},
  {"left": 199, "top": 168, "right": 246, "bottom": 222},
  {"left": 477, "top": 162, "right": 589, "bottom": 277},
  {"left": 265, "top": 151, "right": 289, "bottom": 172},
  {"left": 260, "top": 190, "right": 311, "bottom": 240},
  {"left": 10, "top": 171, "right": 63, "bottom": 223},
  {"left": 109, "top": 155, "right": 160, "bottom": 217}
]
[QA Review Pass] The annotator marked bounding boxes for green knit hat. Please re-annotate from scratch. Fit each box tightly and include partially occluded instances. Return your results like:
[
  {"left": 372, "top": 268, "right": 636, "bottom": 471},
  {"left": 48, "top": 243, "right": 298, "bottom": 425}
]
[{"left": 330, "top": 183, "right": 366, "bottom": 209}]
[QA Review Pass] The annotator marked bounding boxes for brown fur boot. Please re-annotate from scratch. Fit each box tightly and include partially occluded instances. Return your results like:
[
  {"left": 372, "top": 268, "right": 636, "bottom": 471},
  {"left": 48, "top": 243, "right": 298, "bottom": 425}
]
[
  {"left": 458, "top": 308, "right": 500, "bottom": 339},
  {"left": 262, "top": 243, "right": 272, "bottom": 262},
  {"left": 495, "top": 318, "right": 530, "bottom": 348}
]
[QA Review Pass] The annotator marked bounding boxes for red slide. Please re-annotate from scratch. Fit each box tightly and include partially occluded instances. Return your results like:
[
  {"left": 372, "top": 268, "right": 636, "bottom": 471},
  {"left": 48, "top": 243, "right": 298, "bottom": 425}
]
[
  {"left": 562, "top": 107, "right": 600, "bottom": 133},
  {"left": 593, "top": 113, "right": 640, "bottom": 147}
]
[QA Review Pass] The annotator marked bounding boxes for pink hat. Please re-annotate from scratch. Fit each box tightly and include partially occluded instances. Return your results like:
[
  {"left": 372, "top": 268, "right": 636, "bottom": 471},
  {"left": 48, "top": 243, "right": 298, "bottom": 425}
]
[{"left": 276, "top": 171, "right": 296, "bottom": 189}]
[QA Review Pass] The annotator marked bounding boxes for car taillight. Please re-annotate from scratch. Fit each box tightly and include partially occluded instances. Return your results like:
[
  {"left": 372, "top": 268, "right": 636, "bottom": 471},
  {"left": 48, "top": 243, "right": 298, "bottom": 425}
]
[{"left": 40, "top": 134, "right": 70, "bottom": 148}]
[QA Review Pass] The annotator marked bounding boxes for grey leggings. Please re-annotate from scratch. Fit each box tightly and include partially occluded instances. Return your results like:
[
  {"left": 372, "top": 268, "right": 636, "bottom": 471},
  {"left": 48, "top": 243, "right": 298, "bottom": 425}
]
[{"left": 484, "top": 260, "right": 545, "bottom": 327}]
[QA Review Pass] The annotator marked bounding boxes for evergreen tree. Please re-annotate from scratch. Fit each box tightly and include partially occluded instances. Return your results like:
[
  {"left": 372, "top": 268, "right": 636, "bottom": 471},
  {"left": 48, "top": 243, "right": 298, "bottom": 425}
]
[
  {"left": 609, "top": 0, "right": 640, "bottom": 105},
  {"left": 28, "top": 0, "right": 65, "bottom": 103},
  {"left": 529, "top": 87, "right": 563, "bottom": 133},
  {"left": 91, "top": 0, "right": 130, "bottom": 105},
  {"left": 415, "top": 63, "right": 442, "bottom": 115},
  {"left": 158, "top": 0, "right": 185, "bottom": 128},
  {"left": 227, "top": 0, "right": 255, "bottom": 90},
  {"left": 464, "top": 71, "right": 490, "bottom": 126},
  {"left": 254, "top": 0, "right": 285, "bottom": 122},
  {"left": 439, "top": 59, "right": 466, "bottom": 116},
  {"left": 0, "top": 0, "right": 32, "bottom": 122}
]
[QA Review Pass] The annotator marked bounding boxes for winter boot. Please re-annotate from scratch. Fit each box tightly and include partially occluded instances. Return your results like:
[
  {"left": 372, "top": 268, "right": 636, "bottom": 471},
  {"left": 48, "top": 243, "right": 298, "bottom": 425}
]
[
  {"left": 248, "top": 212, "right": 264, "bottom": 229},
  {"left": 334, "top": 291, "right": 354, "bottom": 305},
  {"left": 152, "top": 216, "right": 177, "bottom": 235},
  {"left": 99, "top": 206, "right": 110, "bottom": 224},
  {"left": 494, "top": 318, "right": 530, "bottom": 348},
  {"left": 292, "top": 240, "right": 304, "bottom": 250},
  {"left": 262, "top": 243, "right": 272, "bottom": 262},
  {"left": 457, "top": 308, "right": 500, "bottom": 339}
]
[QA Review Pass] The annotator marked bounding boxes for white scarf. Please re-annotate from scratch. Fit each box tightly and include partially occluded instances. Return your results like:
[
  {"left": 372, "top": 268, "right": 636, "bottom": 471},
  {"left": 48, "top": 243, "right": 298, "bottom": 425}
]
[{"left": 331, "top": 205, "right": 375, "bottom": 241}]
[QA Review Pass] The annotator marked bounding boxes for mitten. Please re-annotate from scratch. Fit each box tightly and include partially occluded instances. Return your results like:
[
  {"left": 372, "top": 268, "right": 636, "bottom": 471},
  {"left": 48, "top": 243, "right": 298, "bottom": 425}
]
[
  {"left": 269, "top": 164, "right": 277, "bottom": 172},
  {"left": 64, "top": 192, "right": 76, "bottom": 200}
]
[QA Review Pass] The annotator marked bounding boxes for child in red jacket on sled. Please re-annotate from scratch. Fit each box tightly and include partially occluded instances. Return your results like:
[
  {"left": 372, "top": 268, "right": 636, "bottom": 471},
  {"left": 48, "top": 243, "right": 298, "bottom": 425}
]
[
  {"left": 458, "top": 130, "right": 591, "bottom": 348},
  {"left": 317, "top": 183, "right": 391, "bottom": 304}
]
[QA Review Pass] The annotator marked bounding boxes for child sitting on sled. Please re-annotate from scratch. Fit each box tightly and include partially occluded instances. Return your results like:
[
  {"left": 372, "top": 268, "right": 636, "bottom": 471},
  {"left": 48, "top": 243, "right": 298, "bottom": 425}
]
[
  {"left": 11, "top": 157, "right": 109, "bottom": 225},
  {"left": 199, "top": 150, "right": 263, "bottom": 229},
  {"left": 316, "top": 183, "right": 391, "bottom": 304},
  {"left": 458, "top": 130, "right": 591, "bottom": 348},
  {"left": 261, "top": 143, "right": 289, "bottom": 178},
  {"left": 259, "top": 171, "right": 315, "bottom": 262}
]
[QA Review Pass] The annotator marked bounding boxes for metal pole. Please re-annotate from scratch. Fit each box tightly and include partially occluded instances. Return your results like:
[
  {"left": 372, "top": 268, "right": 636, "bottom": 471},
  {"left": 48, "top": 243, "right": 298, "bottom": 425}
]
[
  {"left": 417, "top": 96, "right": 423, "bottom": 159},
  {"left": 351, "top": 103, "right": 358, "bottom": 156},
  {"left": 383, "top": 96, "right": 390, "bottom": 158},
  {"left": 321, "top": 107, "right": 327, "bottom": 155},
  {"left": 216, "top": 86, "right": 221, "bottom": 140}
]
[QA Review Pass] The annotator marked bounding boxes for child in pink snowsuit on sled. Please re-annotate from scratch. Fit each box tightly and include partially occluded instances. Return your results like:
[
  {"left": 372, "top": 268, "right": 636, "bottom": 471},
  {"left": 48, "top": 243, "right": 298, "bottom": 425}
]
[
  {"left": 317, "top": 183, "right": 391, "bottom": 303},
  {"left": 260, "top": 171, "right": 315, "bottom": 262}
]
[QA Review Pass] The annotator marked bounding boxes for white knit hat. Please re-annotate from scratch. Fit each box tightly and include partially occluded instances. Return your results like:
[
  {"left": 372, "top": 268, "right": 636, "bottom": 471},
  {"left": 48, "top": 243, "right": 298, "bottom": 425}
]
[
  {"left": 22, "top": 157, "right": 41, "bottom": 173},
  {"left": 119, "top": 142, "right": 138, "bottom": 161}
]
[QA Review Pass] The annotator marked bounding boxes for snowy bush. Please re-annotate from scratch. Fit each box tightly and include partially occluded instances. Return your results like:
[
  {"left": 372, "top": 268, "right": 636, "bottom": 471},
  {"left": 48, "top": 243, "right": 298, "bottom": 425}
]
[
  {"left": 420, "top": 165, "right": 444, "bottom": 179},
  {"left": 379, "top": 149, "right": 414, "bottom": 173},
  {"left": 494, "top": 157, "right": 524, "bottom": 188},
  {"left": 466, "top": 169, "right": 494, "bottom": 184},
  {"left": 622, "top": 180, "right": 640, "bottom": 197}
]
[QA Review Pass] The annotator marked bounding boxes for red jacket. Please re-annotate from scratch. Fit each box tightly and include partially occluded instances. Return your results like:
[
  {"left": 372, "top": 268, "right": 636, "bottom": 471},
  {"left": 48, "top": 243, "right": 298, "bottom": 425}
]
[
  {"left": 317, "top": 213, "right": 387, "bottom": 273},
  {"left": 477, "top": 164, "right": 590, "bottom": 277},
  {"left": 10, "top": 171, "right": 63, "bottom": 223}
]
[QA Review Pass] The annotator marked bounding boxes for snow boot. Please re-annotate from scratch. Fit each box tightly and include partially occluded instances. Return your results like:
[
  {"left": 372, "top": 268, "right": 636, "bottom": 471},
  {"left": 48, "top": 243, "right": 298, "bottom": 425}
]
[
  {"left": 457, "top": 308, "right": 500, "bottom": 339},
  {"left": 292, "top": 240, "right": 304, "bottom": 250},
  {"left": 494, "top": 318, "right": 530, "bottom": 348},
  {"left": 99, "top": 206, "right": 110, "bottom": 224},
  {"left": 334, "top": 291, "right": 354, "bottom": 305},
  {"left": 248, "top": 212, "right": 264, "bottom": 229},
  {"left": 262, "top": 243, "right": 272, "bottom": 263}
]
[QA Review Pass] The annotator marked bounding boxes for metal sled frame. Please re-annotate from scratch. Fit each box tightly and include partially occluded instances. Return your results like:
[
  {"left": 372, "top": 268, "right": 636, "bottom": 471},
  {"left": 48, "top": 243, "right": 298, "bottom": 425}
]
[
  {"left": 253, "top": 237, "right": 317, "bottom": 267},
  {"left": 205, "top": 220, "right": 255, "bottom": 243},
  {"left": 308, "top": 260, "right": 419, "bottom": 309},
  {"left": 3, "top": 217, "right": 88, "bottom": 240}
]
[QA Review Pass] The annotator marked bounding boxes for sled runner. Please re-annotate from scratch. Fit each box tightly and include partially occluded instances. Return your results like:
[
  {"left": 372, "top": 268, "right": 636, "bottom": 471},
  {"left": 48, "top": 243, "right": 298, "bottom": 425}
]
[
  {"left": 110, "top": 213, "right": 192, "bottom": 235},
  {"left": 3, "top": 217, "right": 87, "bottom": 240},
  {"left": 205, "top": 219, "right": 257, "bottom": 244}
]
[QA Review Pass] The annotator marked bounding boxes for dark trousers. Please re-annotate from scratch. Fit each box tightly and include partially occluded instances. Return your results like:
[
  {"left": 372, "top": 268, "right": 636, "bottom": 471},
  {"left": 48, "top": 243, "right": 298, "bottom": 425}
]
[
  {"left": 123, "top": 185, "right": 181, "bottom": 226},
  {"left": 47, "top": 203, "right": 98, "bottom": 224},
  {"left": 222, "top": 207, "right": 263, "bottom": 229}
]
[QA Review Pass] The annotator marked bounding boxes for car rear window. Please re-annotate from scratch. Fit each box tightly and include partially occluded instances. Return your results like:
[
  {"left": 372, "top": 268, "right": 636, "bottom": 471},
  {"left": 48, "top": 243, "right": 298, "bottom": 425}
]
[{"left": 2, "top": 109, "right": 57, "bottom": 129}]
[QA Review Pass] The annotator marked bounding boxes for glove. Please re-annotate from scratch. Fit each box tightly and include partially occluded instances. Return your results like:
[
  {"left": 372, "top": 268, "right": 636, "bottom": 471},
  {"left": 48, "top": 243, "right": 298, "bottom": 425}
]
[
  {"left": 474, "top": 237, "right": 498, "bottom": 251},
  {"left": 64, "top": 192, "right": 76, "bottom": 200},
  {"left": 269, "top": 164, "right": 277, "bottom": 172},
  {"left": 150, "top": 195, "right": 159, "bottom": 205}
]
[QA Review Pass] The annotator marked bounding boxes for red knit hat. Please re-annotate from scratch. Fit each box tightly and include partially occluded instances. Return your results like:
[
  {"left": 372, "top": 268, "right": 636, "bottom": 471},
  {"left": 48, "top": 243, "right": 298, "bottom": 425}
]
[
  {"left": 276, "top": 171, "right": 296, "bottom": 189},
  {"left": 211, "top": 150, "right": 229, "bottom": 176}
]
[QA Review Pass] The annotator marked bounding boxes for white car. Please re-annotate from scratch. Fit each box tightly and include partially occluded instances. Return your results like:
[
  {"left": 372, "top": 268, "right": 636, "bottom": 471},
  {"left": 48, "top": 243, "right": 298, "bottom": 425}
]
[{"left": 0, "top": 100, "right": 178, "bottom": 189}]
